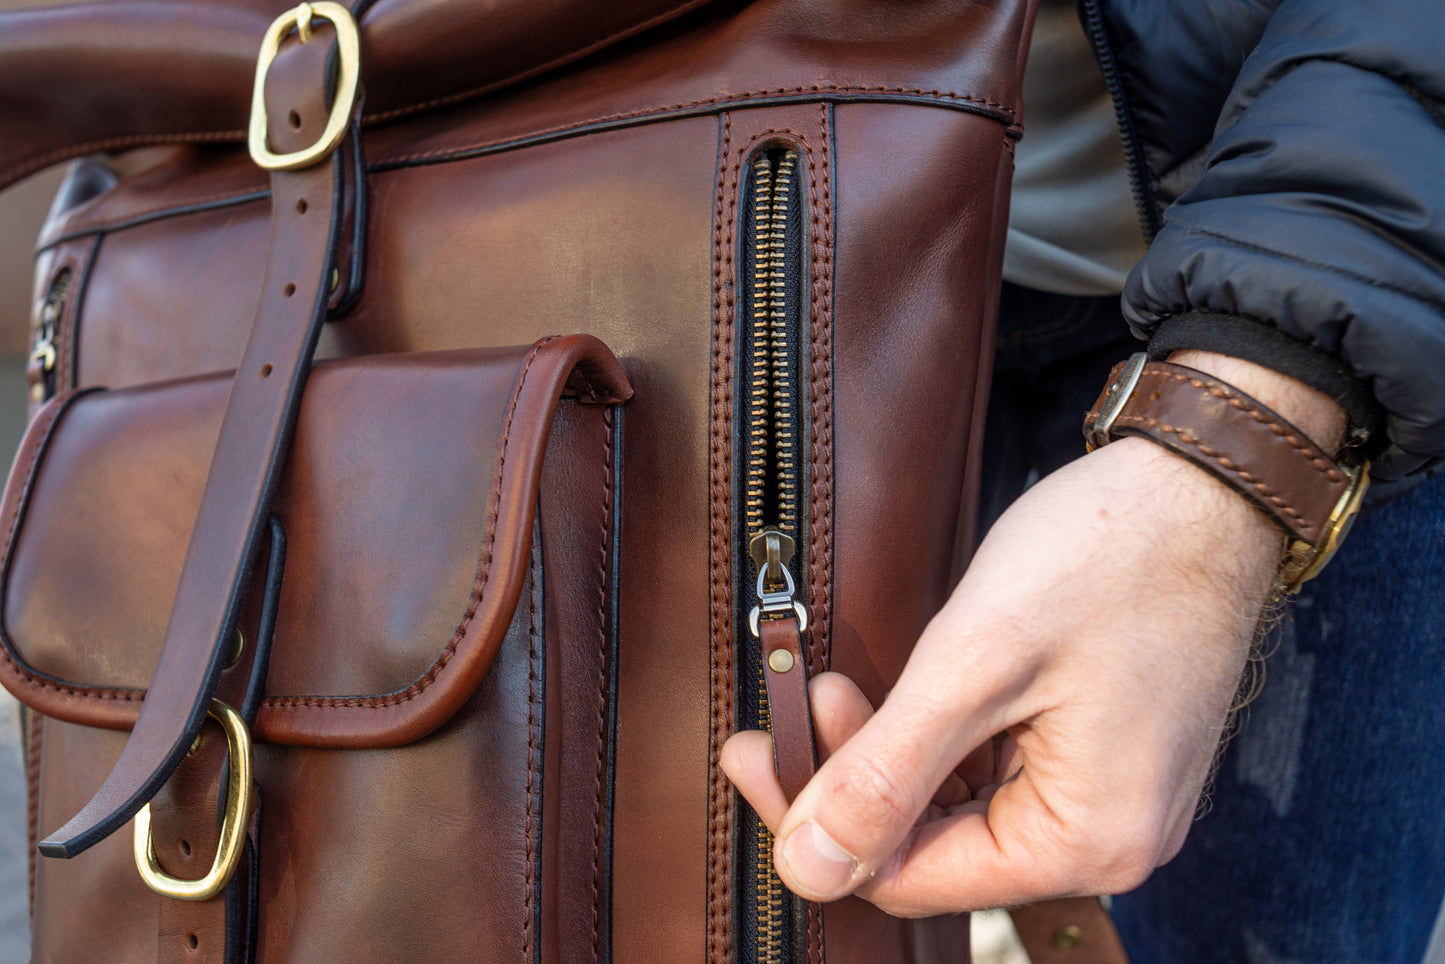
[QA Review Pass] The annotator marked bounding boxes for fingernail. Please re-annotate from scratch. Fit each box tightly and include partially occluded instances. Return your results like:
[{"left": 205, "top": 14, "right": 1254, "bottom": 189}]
[{"left": 778, "top": 820, "right": 857, "bottom": 899}]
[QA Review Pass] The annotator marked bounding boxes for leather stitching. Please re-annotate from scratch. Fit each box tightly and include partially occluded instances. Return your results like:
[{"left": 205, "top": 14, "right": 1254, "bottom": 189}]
[
  {"left": 2, "top": 341, "right": 555, "bottom": 711},
  {"left": 261, "top": 336, "right": 556, "bottom": 710},
  {"left": 363, "top": 0, "right": 719, "bottom": 125},
  {"left": 705, "top": 111, "right": 737, "bottom": 964},
  {"left": 381, "top": 85, "right": 1015, "bottom": 170},
  {"left": 40, "top": 88, "right": 1017, "bottom": 242},
  {"left": 523, "top": 545, "right": 540, "bottom": 964},
  {"left": 45, "top": 188, "right": 270, "bottom": 248},
  {"left": 26, "top": 710, "right": 39, "bottom": 921},
  {"left": 1153, "top": 370, "right": 1346, "bottom": 484},
  {"left": 805, "top": 105, "right": 835, "bottom": 678},
  {"left": 0, "top": 396, "right": 147, "bottom": 703},
  {"left": 590, "top": 407, "right": 613, "bottom": 964}
]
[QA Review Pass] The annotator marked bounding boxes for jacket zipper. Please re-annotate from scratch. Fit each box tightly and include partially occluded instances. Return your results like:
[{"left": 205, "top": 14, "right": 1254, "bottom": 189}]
[
  {"left": 29, "top": 268, "right": 72, "bottom": 404},
  {"left": 1078, "top": 0, "right": 1163, "bottom": 242},
  {"left": 738, "top": 145, "right": 807, "bottom": 964}
]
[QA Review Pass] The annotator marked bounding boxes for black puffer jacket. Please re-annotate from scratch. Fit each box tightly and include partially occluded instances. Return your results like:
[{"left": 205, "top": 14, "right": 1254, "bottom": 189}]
[{"left": 1085, "top": 0, "right": 1445, "bottom": 480}]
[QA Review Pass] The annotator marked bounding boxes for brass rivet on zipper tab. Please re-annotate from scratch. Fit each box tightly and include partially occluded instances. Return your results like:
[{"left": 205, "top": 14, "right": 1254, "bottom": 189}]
[{"left": 767, "top": 649, "right": 795, "bottom": 673}]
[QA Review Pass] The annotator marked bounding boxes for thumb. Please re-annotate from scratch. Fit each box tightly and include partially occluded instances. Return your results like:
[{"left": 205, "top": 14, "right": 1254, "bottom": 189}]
[{"left": 770, "top": 683, "right": 983, "bottom": 902}]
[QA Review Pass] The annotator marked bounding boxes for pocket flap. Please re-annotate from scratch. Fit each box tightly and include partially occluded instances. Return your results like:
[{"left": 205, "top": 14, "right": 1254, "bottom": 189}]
[{"left": 0, "top": 335, "right": 630, "bottom": 748}]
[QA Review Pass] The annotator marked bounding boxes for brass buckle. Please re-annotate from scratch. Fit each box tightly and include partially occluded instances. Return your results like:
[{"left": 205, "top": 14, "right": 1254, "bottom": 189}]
[
  {"left": 247, "top": 1, "right": 361, "bottom": 171},
  {"left": 133, "top": 699, "right": 255, "bottom": 901},
  {"left": 1276, "top": 459, "right": 1370, "bottom": 595}
]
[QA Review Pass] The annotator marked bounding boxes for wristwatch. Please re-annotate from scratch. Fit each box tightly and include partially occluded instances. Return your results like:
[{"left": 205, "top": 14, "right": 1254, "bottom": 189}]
[{"left": 1083, "top": 353, "right": 1369, "bottom": 594}]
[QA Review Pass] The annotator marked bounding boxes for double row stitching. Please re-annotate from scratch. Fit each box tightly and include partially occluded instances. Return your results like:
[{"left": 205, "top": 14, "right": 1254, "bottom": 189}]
[{"left": 705, "top": 111, "right": 737, "bottom": 964}]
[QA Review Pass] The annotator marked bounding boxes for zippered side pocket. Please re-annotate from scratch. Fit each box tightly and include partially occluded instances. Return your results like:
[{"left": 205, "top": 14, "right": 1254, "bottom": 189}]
[{"left": 735, "top": 143, "right": 813, "bottom": 964}]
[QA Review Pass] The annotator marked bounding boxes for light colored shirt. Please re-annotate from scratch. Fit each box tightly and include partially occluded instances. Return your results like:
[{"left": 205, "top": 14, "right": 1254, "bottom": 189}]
[{"left": 1003, "top": 0, "right": 1147, "bottom": 296}]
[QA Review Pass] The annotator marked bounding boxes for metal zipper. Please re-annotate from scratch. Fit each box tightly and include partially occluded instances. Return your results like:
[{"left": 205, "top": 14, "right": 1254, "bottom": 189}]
[
  {"left": 738, "top": 146, "right": 807, "bottom": 964},
  {"left": 29, "top": 269, "right": 72, "bottom": 403},
  {"left": 1078, "top": 0, "right": 1163, "bottom": 242}
]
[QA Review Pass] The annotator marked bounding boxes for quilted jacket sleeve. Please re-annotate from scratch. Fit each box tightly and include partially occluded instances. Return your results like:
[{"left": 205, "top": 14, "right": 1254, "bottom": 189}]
[{"left": 1122, "top": 0, "right": 1445, "bottom": 480}]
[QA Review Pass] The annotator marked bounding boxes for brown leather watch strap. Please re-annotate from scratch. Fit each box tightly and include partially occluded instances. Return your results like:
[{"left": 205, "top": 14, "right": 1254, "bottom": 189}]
[
  {"left": 39, "top": 13, "right": 363, "bottom": 859},
  {"left": 1083, "top": 355, "right": 1350, "bottom": 545}
]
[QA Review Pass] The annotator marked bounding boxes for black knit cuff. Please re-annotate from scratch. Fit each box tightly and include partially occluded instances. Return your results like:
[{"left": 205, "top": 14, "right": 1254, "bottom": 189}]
[{"left": 1147, "top": 312, "right": 1382, "bottom": 448}]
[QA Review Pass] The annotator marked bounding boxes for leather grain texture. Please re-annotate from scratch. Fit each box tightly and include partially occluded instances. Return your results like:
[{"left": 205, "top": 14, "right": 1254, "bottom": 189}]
[{"left": 0, "top": 0, "right": 1039, "bottom": 959}]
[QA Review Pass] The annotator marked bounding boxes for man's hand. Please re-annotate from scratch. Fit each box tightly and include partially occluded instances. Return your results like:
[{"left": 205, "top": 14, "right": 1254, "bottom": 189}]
[{"left": 720, "top": 351, "right": 1346, "bottom": 916}]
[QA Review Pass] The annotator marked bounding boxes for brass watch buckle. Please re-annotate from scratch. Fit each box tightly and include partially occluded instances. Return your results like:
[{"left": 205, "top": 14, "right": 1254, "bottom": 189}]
[
  {"left": 133, "top": 699, "right": 255, "bottom": 901},
  {"left": 247, "top": 1, "right": 361, "bottom": 171},
  {"left": 1276, "top": 459, "right": 1370, "bottom": 594}
]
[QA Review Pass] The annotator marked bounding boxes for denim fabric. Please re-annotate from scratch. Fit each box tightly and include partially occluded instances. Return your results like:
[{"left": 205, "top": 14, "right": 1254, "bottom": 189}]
[{"left": 982, "top": 284, "right": 1445, "bottom": 964}]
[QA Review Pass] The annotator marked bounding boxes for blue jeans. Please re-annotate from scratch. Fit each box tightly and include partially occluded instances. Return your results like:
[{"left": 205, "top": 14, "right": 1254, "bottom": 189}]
[{"left": 982, "top": 284, "right": 1445, "bottom": 964}]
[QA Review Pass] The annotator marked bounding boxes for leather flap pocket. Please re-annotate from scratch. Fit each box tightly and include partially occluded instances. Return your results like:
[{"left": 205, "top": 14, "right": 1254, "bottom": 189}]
[{"left": 0, "top": 335, "right": 629, "bottom": 748}]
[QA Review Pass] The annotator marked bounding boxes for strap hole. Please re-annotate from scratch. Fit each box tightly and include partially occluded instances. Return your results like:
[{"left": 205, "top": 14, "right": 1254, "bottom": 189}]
[
  {"left": 283, "top": 283, "right": 296, "bottom": 298},
  {"left": 186, "top": 933, "right": 199, "bottom": 950},
  {"left": 260, "top": 363, "right": 273, "bottom": 379},
  {"left": 295, "top": 199, "right": 308, "bottom": 215},
  {"left": 179, "top": 839, "right": 191, "bottom": 857},
  {"left": 288, "top": 110, "right": 302, "bottom": 131}
]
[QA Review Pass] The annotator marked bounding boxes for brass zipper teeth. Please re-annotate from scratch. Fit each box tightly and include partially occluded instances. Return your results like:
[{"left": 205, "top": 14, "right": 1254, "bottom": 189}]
[
  {"left": 746, "top": 147, "right": 801, "bottom": 963},
  {"left": 769, "top": 151, "right": 799, "bottom": 538},
  {"left": 745, "top": 155, "right": 776, "bottom": 538},
  {"left": 755, "top": 659, "right": 784, "bottom": 964}
]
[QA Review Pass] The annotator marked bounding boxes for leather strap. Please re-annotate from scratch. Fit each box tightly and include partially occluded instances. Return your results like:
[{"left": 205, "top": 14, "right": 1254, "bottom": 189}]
[
  {"left": 39, "top": 19, "right": 363, "bottom": 859},
  {"left": 1012, "top": 897, "right": 1129, "bottom": 964},
  {"left": 1083, "top": 357, "right": 1349, "bottom": 545},
  {"left": 148, "top": 516, "right": 284, "bottom": 963},
  {"left": 758, "top": 617, "right": 816, "bottom": 803}
]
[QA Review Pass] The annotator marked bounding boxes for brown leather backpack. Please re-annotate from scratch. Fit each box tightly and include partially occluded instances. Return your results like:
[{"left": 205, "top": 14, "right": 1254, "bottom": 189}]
[{"left": 0, "top": 1, "right": 1124, "bottom": 960}]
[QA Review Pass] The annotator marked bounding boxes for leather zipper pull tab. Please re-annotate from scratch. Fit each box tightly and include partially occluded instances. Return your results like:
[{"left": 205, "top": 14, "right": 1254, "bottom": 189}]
[{"left": 758, "top": 616, "right": 816, "bottom": 803}]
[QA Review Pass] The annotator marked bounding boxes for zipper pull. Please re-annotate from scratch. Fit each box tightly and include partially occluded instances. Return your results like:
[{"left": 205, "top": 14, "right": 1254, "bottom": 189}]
[
  {"left": 748, "top": 528, "right": 807, "bottom": 637},
  {"left": 29, "top": 274, "right": 69, "bottom": 403},
  {"left": 748, "top": 527, "right": 816, "bottom": 802},
  {"left": 28, "top": 302, "right": 59, "bottom": 404}
]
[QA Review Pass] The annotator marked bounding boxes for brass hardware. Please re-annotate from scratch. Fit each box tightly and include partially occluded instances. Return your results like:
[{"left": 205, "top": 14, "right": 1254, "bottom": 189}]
[
  {"left": 1276, "top": 459, "right": 1370, "bottom": 594},
  {"left": 748, "top": 530, "right": 808, "bottom": 637},
  {"left": 248, "top": 2, "right": 361, "bottom": 171},
  {"left": 134, "top": 699, "right": 254, "bottom": 901},
  {"left": 224, "top": 628, "right": 245, "bottom": 669},
  {"left": 28, "top": 382, "right": 44, "bottom": 402},
  {"left": 29, "top": 342, "right": 56, "bottom": 373},
  {"left": 767, "top": 649, "right": 795, "bottom": 674},
  {"left": 1052, "top": 924, "right": 1084, "bottom": 950}
]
